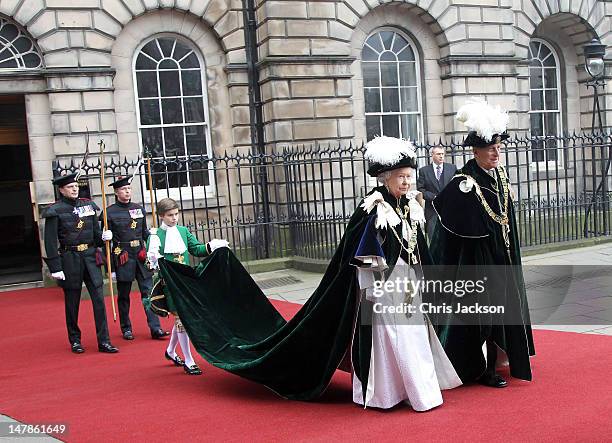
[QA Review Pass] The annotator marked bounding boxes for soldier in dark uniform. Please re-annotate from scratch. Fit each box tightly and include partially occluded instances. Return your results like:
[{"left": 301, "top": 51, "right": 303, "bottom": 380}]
[
  {"left": 104, "top": 176, "right": 169, "bottom": 341},
  {"left": 42, "top": 172, "right": 119, "bottom": 354}
]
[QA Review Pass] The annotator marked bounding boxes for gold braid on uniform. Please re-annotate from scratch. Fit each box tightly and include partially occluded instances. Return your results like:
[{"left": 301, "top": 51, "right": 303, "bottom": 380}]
[{"left": 455, "top": 165, "right": 511, "bottom": 249}]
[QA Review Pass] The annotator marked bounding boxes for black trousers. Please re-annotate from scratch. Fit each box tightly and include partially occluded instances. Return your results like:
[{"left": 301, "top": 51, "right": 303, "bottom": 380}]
[
  {"left": 63, "top": 268, "right": 110, "bottom": 346},
  {"left": 116, "top": 270, "right": 160, "bottom": 333}
]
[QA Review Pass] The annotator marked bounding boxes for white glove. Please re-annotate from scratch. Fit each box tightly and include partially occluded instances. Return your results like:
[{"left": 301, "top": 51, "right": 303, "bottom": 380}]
[
  {"left": 51, "top": 271, "right": 66, "bottom": 281},
  {"left": 111, "top": 272, "right": 116, "bottom": 282},
  {"left": 147, "top": 252, "right": 159, "bottom": 270},
  {"left": 101, "top": 230, "right": 113, "bottom": 242},
  {"left": 208, "top": 239, "right": 230, "bottom": 252}
]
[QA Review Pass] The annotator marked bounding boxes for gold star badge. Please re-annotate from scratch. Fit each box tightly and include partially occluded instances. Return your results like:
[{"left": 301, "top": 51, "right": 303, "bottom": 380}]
[
  {"left": 114, "top": 246, "right": 122, "bottom": 256},
  {"left": 130, "top": 220, "right": 137, "bottom": 229},
  {"left": 175, "top": 254, "right": 185, "bottom": 264},
  {"left": 76, "top": 220, "right": 84, "bottom": 229}
]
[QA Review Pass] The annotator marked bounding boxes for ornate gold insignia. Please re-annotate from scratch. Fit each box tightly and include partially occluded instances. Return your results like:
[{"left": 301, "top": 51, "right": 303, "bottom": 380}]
[
  {"left": 174, "top": 254, "right": 185, "bottom": 264},
  {"left": 494, "top": 135, "right": 501, "bottom": 144},
  {"left": 114, "top": 246, "right": 122, "bottom": 255},
  {"left": 130, "top": 220, "right": 137, "bottom": 229},
  {"left": 76, "top": 220, "right": 84, "bottom": 229}
]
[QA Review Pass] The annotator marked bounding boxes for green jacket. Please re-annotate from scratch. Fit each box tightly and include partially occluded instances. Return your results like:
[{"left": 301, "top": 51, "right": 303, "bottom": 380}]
[
  {"left": 146, "top": 225, "right": 209, "bottom": 314},
  {"left": 147, "top": 225, "right": 209, "bottom": 266}
]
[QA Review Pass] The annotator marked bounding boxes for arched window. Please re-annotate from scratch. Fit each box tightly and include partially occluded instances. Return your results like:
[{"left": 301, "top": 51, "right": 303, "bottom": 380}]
[
  {"left": 362, "top": 29, "right": 423, "bottom": 142},
  {"left": 528, "top": 39, "right": 563, "bottom": 166},
  {"left": 133, "top": 35, "right": 213, "bottom": 195},
  {"left": 0, "top": 17, "right": 42, "bottom": 70}
]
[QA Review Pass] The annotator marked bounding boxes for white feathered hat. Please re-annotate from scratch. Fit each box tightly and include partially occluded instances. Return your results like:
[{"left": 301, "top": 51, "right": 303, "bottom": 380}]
[
  {"left": 456, "top": 100, "right": 509, "bottom": 147},
  {"left": 364, "top": 136, "right": 417, "bottom": 177}
]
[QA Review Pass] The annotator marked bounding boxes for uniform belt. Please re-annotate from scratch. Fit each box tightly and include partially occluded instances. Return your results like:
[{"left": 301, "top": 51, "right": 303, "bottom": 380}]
[
  {"left": 118, "top": 240, "right": 142, "bottom": 248},
  {"left": 61, "top": 243, "right": 93, "bottom": 252}
]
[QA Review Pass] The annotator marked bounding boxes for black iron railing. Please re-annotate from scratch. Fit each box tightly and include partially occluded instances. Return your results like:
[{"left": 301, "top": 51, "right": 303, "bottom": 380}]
[{"left": 53, "top": 132, "right": 612, "bottom": 261}]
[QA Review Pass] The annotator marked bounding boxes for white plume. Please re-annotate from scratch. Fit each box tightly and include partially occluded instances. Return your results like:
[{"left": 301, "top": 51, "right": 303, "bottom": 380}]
[
  {"left": 364, "top": 136, "right": 416, "bottom": 166},
  {"left": 456, "top": 100, "right": 509, "bottom": 142}
]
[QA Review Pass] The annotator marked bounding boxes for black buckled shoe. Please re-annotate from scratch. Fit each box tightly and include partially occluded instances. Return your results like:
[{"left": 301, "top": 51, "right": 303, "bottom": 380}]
[
  {"left": 122, "top": 330, "right": 134, "bottom": 340},
  {"left": 184, "top": 364, "right": 202, "bottom": 375},
  {"left": 71, "top": 342, "right": 85, "bottom": 354},
  {"left": 478, "top": 373, "right": 508, "bottom": 388},
  {"left": 98, "top": 342, "right": 119, "bottom": 353},
  {"left": 165, "top": 350, "right": 184, "bottom": 367},
  {"left": 151, "top": 329, "right": 170, "bottom": 340}
]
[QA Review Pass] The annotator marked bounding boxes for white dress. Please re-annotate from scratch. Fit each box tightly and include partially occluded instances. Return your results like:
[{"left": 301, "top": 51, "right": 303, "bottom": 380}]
[{"left": 352, "top": 191, "right": 462, "bottom": 411}]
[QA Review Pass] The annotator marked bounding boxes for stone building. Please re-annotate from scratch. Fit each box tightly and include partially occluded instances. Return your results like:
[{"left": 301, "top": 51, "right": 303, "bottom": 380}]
[{"left": 0, "top": 0, "right": 610, "bottom": 284}]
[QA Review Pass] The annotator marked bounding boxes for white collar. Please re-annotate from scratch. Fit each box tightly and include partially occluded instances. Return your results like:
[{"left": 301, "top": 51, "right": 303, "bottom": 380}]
[{"left": 160, "top": 222, "right": 187, "bottom": 254}]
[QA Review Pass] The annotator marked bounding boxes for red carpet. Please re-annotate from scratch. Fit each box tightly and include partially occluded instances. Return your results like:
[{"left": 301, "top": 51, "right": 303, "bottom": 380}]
[{"left": 0, "top": 287, "right": 610, "bottom": 442}]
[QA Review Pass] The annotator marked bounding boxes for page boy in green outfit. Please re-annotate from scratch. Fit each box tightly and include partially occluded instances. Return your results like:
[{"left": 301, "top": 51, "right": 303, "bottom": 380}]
[{"left": 146, "top": 198, "right": 228, "bottom": 375}]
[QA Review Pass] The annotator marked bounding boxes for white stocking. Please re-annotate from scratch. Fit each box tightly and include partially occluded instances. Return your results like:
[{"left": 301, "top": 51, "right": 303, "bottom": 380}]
[
  {"left": 177, "top": 331, "right": 195, "bottom": 367},
  {"left": 166, "top": 325, "right": 179, "bottom": 357}
]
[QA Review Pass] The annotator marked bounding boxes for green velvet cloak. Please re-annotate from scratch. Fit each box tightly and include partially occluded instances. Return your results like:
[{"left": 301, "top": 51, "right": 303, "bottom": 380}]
[
  {"left": 430, "top": 159, "right": 535, "bottom": 382},
  {"left": 157, "top": 186, "right": 429, "bottom": 401}
]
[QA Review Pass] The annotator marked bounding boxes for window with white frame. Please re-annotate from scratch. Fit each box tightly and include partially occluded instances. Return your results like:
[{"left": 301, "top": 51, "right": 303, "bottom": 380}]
[
  {"left": 528, "top": 39, "right": 563, "bottom": 166},
  {"left": 362, "top": 29, "right": 423, "bottom": 142},
  {"left": 0, "top": 17, "right": 42, "bottom": 70},
  {"left": 133, "top": 35, "right": 213, "bottom": 196}
]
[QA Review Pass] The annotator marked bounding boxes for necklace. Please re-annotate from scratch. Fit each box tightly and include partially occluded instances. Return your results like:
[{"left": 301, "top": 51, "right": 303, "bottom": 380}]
[{"left": 455, "top": 165, "right": 511, "bottom": 249}]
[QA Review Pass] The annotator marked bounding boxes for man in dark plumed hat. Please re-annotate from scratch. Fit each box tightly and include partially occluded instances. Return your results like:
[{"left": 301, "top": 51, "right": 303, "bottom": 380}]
[
  {"left": 103, "top": 175, "right": 169, "bottom": 341},
  {"left": 42, "top": 172, "right": 118, "bottom": 354},
  {"left": 430, "top": 101, "right": 535, "bottom": 388}
]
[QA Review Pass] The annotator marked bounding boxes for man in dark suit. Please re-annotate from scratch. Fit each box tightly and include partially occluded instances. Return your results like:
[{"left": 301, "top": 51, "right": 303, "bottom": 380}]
[{"left": 416, "top": 146, "right": 456, "bottom": 239}]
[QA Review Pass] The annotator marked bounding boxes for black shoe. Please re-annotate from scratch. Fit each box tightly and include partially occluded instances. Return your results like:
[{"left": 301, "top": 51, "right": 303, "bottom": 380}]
[
  {"left": 122, "top": 330, "right": 134, "bottom": 340},
  {"left": 71, "top": 342, "right": 84, "bottom": 354},
  {"left": 165, "top": 350, "right": 184, "bottom": 367},
  {"left": 151, "top": 329, "right": 170, "bottom": 340},
  {"left": 184, "top": 364, "right": 202, "bottom": 375},
  {"left": 98, "top": 342, "right": 119, "bottom": 353},
  {"left": 478, "top": 373, "right": 508, "bottom": 388}
]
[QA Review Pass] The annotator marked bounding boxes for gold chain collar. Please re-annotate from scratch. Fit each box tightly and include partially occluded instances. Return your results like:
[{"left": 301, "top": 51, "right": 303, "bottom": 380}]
[{"left": 455, "top": 165, "right": 510, "bottom": 226}]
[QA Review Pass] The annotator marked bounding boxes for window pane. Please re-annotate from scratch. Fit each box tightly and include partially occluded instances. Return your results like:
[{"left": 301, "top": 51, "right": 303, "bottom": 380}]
[
  {"left": 531, "top": 139, "right": 544, "bottom": 162},
  {"left": 173, "top": 41, "right": 191, "bottom": 61},
  {"left": 181, "top": 71, "right": 202, "bottom": 96},
  {"left": 364, "top": 88, "right": 381, "bottom": 113},
  {"left": 380, "top": 31, "right": 394, "bottom": 50},
  {"left": 366, "top": 34, "right": 383, "bottom": 53},
  {"left": 183, "top": 97, "right": 205, "bottom": 123},
  {"left": 163, "top": 126, "right": 185, "bottom": 157},
  {"left": 380, "top": 62, "right": 398, "bottom": 86},
  {"left": 3, "top": 24, "right": 18, "bottom": 41},
  {"left": 391, "top": 34, "right": 408, "bottom": 53},
  {"left": 400, "top": 114, "right": 418, "bottom": 140},
  {"left": 400, "top": 87, "right": 418, "bottom": 112},
  {"left": 23, "top": 53, "right": 40, "bottom": 68},
  {"left": 166, "top": 161, "right": 188, "bottom": 188},
  {"left": 397, "top": 45, "right": 415, "bottom": 61},
  {"left": 161, "top": 98, "right": 183, "bottom": 124},
  {"left": 189, "top": 160, "right": 210, "bottom": 187},
  {"left": 380, "top": 51, "right": 396, "bottom": 62},
  {"left": 529, "top": 42, "right": 539, "bottom": 59},
  {"left": 399, "top": 63, "right": 417, "bottom": 86},
  {"left": 530, "top": 89, "right": 543, "bottom": 110},
  {"left": 382, "top": 114, "right": 400, "bottom": 138},
  {"left": 139, "top": 99, "right": 161, "bottom": 125},
  {"left": 362, "top": 45, "right": 378, "bottom": 61},
  {"left": 135, "top": 53, "right": 156, "bottom": 70},
  {"left": 382, "top": 88, "right": 399, "bottom": 112},
  {"left": 362, "top": 62, "right": 379, "bottom": 87},
  {"left": 185, "top": 125, "right": 207, "bottom": 155},
  {"left": 158, "top": 38, "right": 175, "bottom": 57},
  {"left": 136, "top": 71, "right": 158, "bottom": 98},
  {"left": 366, "top": 115, "right": 381, "bottom": 141},
  {"left": 542, "top": 53, "right": 556, "bottom": 67},
  {"left": 545, "top": 90, "right": 558, "bottom": 110},
  {"left": 529, "top": 67, "right": 543, "bottom": 88},
  {"left": 530, "top": 113, "right": 543, "bottom": 136},
  {"left": 159, "top": 59, "right": 178, "bottom": 69},
  {"left": 180, "top": 52, "right": 199, "bottom": 68},
  {"left": 544, "top": 68, "right": 557, "bottom": 88},
  {"left": 141, "top": 40, "right": 162, "bottom": 61},
  {"left": 141, "top": 127, "right": 163, "bottom": 157},
  {"left": 13, "top": 37, "right": 31, "bottom": 53},
  {"left": 545, "top": 137, "right": 558, "bottom": 161},
  {"left": 0, "top": 59, "right": 18, "bottom": 69},
  {"left": 544, "top": 112, "right": 558, "bottom": 136},
  {"left": 159, "top": 70, "right": 180, "bottom": 96}
]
